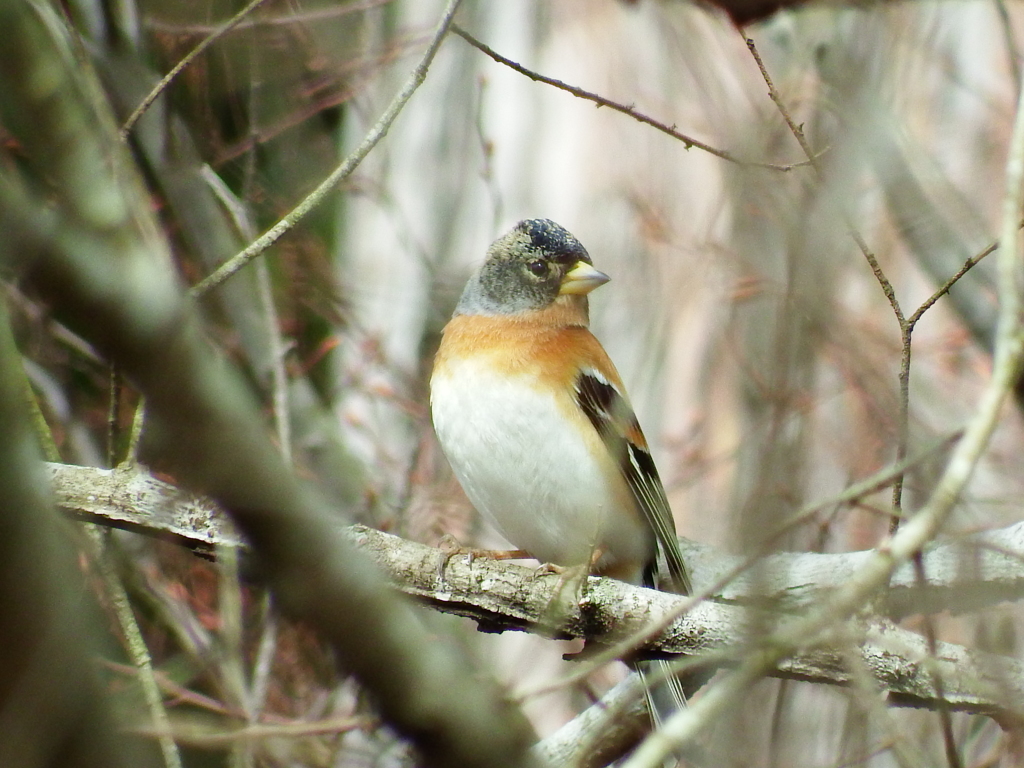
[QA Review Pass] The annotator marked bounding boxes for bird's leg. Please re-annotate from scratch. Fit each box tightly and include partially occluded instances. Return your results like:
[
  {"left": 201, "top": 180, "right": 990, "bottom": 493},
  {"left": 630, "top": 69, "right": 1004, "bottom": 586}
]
[
  {"left": 436, "top": 534, "right": 531, "bottom": 580},
  {"left": 532, "top": 544, "right": 605, "bottom": 576}
]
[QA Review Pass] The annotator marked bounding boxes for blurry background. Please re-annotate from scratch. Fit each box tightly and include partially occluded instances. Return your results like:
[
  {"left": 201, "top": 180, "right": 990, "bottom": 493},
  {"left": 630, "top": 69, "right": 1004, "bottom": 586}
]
[{"left": 6, "top": 0, "right": 1024, "bottom": 765}]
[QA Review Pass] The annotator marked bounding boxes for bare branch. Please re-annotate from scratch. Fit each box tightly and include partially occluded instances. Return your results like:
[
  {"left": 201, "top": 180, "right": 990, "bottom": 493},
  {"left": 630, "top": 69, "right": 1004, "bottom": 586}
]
[
  {"left": 191, "top": 0, "right": 464, "bottom": 297},
  {"left": 744, "top": 36, "right": 904, "bottom": 329},
  {"left": 45, "top": 462, "right": 1024, "bottom": 724},
  {"left": 49, "top": 461, "right": 1024, "bottom": 618},
  {"left": 120, "top": 0, "right": 274, "bottom": 137},
  {"left": 452, "top": 25, "right": 810, "bottom": 172}
]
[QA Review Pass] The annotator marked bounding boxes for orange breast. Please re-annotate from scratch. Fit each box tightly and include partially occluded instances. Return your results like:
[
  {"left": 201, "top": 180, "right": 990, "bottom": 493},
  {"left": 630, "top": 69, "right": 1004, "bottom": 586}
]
[{"left": 434, "top": 310, "right": 627, "bottom": 395}]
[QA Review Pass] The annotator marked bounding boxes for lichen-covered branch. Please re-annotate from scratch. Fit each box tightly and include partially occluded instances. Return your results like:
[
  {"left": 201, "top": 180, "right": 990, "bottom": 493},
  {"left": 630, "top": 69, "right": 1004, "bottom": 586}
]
[
  {"left": 48, "top": 462, "right": 1024, "bottom": 619},
  {"left": 47, "top": 462, "right": 1024, "bottom": 724}
]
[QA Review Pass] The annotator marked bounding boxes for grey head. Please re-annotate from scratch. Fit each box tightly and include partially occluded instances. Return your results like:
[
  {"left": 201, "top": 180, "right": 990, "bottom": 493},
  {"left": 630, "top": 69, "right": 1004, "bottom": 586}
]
[{"left": 455, "top": 219, "right": 609, "bottom": 316}]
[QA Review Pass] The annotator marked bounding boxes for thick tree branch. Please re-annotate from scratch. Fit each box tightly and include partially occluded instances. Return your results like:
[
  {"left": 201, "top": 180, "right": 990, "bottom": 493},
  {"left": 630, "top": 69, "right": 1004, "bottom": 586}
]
[
  {"left": 47, "top": 462, "right": 1024, "bottom": 724},
  {"left": 49, "top": 462, "right": 1024, "bottom": 620}
]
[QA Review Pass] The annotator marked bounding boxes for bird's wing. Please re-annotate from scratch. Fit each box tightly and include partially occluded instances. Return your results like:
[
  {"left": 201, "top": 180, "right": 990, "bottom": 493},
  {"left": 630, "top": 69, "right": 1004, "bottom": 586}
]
[{"left": 575, "top": 368, "right": 692, "bottom": 595}]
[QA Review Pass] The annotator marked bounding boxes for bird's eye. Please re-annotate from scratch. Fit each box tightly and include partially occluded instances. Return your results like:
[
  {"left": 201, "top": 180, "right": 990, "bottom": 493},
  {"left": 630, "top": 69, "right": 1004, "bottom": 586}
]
[{"left": 526, "top": 259, "right": 547, "bottom": 277}]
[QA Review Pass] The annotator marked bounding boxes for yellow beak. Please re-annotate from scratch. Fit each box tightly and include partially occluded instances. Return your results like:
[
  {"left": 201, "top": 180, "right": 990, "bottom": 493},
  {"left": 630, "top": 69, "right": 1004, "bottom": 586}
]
[{"left": 559, "top": 261, "right": 610, "bottom": 296}]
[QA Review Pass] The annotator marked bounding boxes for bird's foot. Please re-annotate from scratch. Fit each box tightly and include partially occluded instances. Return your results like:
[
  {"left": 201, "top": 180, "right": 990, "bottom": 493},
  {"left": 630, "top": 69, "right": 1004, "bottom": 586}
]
[{"left": 436, "top": 535, "right": 531, "bottom": 581}]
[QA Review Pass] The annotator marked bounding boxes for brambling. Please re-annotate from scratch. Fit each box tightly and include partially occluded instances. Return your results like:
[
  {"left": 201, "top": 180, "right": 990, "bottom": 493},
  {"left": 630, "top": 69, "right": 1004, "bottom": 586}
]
[
  {"left": 430, "top": 219, "right": 693, "bottom": 740},
  {"left": 430, "top": 218, "right": 691, "bottom": 597}
]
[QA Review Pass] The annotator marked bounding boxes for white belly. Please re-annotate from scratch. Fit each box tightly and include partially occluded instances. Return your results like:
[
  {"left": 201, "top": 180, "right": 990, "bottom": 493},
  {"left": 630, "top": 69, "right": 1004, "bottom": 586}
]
[{"left": 430, "top": 358, "right": 649, "bottom": 573}]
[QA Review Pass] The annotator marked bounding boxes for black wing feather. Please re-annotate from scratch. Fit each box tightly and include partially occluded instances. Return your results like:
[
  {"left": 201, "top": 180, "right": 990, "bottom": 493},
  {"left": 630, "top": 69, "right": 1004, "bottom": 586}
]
[{"left": 575, "top": 371, "right": 692, "bottom": 595}]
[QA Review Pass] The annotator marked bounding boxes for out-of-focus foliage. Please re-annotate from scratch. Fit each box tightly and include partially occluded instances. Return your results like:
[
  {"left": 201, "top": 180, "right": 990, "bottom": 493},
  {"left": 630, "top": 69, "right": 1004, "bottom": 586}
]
[{"left": 4, "top": 0, "right": 1024, "bottom": 765}]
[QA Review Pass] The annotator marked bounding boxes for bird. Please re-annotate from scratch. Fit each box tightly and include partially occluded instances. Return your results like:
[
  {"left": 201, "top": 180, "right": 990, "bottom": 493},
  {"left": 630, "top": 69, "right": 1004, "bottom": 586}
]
[
  {"left": 430, "top": 219, "right": 693, "bottom": 740},
  {"left": 428, "top": 218, "right": 692, "bottom": 757},
  {"left": 430, "top": 218, "right": 691, "bottom": 597}
]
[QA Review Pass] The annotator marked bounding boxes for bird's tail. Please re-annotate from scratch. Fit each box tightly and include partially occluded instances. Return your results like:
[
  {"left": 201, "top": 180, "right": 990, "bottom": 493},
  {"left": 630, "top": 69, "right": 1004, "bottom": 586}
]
[
  {"left": 636, "top": 659, "right": 688, "bottom": 766},
  {"left": 637, "top": 659, "right": 686, "bottom": 723}
]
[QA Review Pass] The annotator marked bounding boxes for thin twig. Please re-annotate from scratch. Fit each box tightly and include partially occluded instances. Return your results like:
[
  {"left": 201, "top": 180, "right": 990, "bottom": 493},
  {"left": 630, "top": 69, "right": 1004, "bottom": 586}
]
[
  {"left": 133, "top": 716, "right": 374, "bottom": 748},
  {"left": 106, "top": 364, "right": 121, "bottom": 466},
  {"left": 126, "top": 398, "right": 146, "bottom": 462},
  {"left": 744, "top": 38, "right": 818, "bottom": 169},
  {"left": 89, "top": 529, "right": 183, "bottom": 768},
  {"left": 249, "top": 599, "right": 278, "bottom": 727},
  {"left": 121, "top": 0, "right": 275, "bottom": 138},
  {"left": 892, "top": 231, "right": 1012, "bottom": 525},
  {"left": 199, "top": 165, "right": 292, "bottom": 462},
  {"left": 744, "top": 37, "right": 904, "bottom": 323},
  {"left": 885, "top": 232, "right": 1015, "bottom": 532},
  {"left": 912, "top": 554, "right": 963, "bottom": 768},
  {"left": 744, "top": 36, "right": 912, "bottom": 531},
  {"left": 103, "top": 660, "right": 240, "bottom": 717},
  {"left": 453, "top": 25, "right": 812, "bottom": 173},
  {"left": 217, "top": 544, "right": 255, "bottom": 767},
  {"left": 191, "top": 0, "right": 464, "bottom": 298},
  {"left": 908, "top": 235, "right": 1006, "bottom": 327},
  {"left": 891, "top": 322, "right": 913, "bottom": 530},
  {"left": 256, "top": 259, "right": 291, "bottom": 461}
]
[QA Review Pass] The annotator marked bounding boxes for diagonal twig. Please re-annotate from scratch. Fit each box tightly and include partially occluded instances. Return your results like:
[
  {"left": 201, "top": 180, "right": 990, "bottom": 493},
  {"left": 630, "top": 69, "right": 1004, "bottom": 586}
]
[
  {"left": 121, "top": 0, "right": 275, "bottom": 138},
  {"left": 743, "top": 36, "right": 927, "bottom": 532},
  {"left": 453, "top": 24, "right": 812, "bottom": 173},
  {"left": 191, "top": 0, "right": 463, "bottom": 298},
  {"left": 744, "top": 37, "right": 904, "bottom": 326}
]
